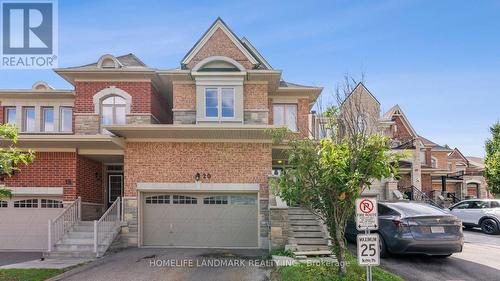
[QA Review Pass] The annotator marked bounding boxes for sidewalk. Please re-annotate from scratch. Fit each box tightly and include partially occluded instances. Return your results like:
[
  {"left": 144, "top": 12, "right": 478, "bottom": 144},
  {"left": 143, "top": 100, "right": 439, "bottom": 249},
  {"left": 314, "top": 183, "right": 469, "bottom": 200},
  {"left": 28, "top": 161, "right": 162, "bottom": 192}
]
[{"left": 0, "top": 257, "right": 92, "bottom": 269}]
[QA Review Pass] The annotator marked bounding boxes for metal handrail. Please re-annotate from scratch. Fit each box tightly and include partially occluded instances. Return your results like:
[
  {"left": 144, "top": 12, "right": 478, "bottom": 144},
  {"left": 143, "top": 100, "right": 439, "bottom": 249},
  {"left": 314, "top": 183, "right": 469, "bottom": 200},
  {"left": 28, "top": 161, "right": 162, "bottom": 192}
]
[
  {"left": 48, "top": 197, "right": 81, "bottom": 252},
  {"left": 94, "top": 197, "right": 121, "bottom": 257},
  {"left": 408, "top": 186, "right": 441, "bottom": 208}
]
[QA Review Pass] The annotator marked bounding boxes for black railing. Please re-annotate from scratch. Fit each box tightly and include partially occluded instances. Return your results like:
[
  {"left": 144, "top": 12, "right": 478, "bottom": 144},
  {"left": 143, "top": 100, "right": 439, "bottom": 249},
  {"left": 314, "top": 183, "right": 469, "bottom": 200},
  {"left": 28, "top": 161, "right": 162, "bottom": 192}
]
[
  {"left": 447, "top": 193, "right": 461, "bottom": 204},
  {"left": 402, "top": 185, "right": 441, "bottom": 208}
]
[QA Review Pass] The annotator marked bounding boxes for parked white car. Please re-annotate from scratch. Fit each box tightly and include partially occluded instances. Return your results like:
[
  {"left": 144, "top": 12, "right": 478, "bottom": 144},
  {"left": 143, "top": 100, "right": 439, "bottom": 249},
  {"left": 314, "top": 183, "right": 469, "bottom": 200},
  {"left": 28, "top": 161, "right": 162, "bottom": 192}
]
[{"left": 449, "top": 199, "right": 500, "bottom": 235}]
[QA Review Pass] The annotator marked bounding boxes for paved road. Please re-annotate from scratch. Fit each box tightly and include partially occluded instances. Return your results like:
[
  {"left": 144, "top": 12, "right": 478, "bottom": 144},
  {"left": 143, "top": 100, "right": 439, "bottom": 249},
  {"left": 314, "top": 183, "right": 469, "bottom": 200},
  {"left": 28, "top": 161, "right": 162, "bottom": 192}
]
[
  {"left": 55, "top": 248, "right": 271, "bottom": 281},
  {"left": 353, "top": 228, "right": 500, "bottom": 281}
]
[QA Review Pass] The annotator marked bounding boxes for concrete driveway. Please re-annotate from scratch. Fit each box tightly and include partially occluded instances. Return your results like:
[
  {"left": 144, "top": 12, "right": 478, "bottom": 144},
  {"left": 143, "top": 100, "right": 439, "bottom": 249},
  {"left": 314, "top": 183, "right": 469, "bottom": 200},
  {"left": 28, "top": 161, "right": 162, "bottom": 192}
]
[
  {"left": 54, "top": 248, "right": 271, "bottom": 281},
  {"left": 0, "top": 252, "right": 42, "bottom": 266}
]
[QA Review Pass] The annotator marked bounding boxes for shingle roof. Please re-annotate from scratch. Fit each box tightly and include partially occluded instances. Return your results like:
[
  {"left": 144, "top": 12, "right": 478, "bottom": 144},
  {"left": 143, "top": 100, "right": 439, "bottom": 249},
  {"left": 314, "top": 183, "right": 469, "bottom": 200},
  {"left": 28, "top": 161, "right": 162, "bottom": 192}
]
[
  {"left": 418, "top": 135, "right": 451, "bottom": 151},
  {"left": 79, "top": 53, "right": 147, "bottom": 68},
  {"left": 279, "top": 80, "right": 318, "bottom": 89}
]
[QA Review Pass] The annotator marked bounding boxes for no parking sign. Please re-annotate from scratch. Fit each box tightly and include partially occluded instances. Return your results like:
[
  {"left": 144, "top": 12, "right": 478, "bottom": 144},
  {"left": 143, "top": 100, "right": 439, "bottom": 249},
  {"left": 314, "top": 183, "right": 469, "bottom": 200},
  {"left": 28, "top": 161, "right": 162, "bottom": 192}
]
[{"left": 355, "top": 198, "right": 378, "bottom": 231}]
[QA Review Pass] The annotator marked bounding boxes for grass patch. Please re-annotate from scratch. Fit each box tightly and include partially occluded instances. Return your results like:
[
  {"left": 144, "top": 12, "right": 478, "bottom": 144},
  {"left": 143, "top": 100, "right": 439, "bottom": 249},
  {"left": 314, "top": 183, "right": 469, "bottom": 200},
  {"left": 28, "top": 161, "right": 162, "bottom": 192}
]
[
  {"left": 0, "top": 269, "right": 64, "bottom": 281},
  {"left": 268, "top": 248, "right": 295, "bottom": 259},
  {"left": 272, "top": 254, "right": 403, "bottom": 281}
]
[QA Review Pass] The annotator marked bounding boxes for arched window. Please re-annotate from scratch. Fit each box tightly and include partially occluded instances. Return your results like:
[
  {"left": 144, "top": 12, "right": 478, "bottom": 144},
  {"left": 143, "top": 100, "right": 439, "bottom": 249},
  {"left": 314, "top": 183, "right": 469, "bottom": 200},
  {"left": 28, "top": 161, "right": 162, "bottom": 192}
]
[{"left": 101, "top": 96, "right": 126, "bottom": 131}]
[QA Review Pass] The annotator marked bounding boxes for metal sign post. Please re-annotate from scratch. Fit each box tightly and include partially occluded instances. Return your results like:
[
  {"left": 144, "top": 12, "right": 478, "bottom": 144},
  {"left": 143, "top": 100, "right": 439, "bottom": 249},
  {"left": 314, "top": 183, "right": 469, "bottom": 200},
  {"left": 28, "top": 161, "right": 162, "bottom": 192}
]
[{"left": 356, "top": 198, "right": 379, "bottom": 281}]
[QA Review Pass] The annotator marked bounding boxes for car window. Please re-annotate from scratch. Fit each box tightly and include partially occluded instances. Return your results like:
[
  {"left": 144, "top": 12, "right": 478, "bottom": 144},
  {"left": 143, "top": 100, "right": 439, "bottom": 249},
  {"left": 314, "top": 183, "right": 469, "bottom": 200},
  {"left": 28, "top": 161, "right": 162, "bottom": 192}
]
[
  {"left": 388, "top": 203, "right": 444, "bottom": 216},
  {"left": 468, "top": 201, "right": 489, "bottom": 209},
  {"left": 378, "top": 204, "right": 399, "bottom": 216},
  {"left": 490, "top": 201, "right": 500, "bottom": 208},
  {"left": 453, "top": 202, "right": 470, "bottom": 209}
]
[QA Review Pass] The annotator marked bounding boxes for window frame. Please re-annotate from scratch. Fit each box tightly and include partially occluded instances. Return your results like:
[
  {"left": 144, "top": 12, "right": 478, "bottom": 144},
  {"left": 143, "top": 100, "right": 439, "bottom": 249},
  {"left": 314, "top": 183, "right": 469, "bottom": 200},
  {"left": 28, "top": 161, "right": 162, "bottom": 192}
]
[
  {"left": 22, "top": 106, "right": 36, "bottom": 132},
  {"left": 204, "top": 87, "right": 235, "bottom": 119},
  {"left": 100, "top": 96, "right": 126, "bottom": 132},
  {"left": 273, "top": 103, "right": 298, "bottom": 132},
  {"left": 4, "top": 107, "right": 16, "bottom": 125},
  {"left": 60, "top": 107, "right": 73, "bottom": 132},
  {"left": 41, "top": 107, "right": 55, "bottom": 132}
]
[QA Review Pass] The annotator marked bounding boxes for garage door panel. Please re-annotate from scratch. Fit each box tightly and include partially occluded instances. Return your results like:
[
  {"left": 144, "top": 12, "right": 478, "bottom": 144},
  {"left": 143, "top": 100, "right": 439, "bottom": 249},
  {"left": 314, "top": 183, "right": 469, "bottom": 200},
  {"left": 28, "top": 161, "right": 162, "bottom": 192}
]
[{"left": 143, "top": 193, "right": 258, "bottom": 247}]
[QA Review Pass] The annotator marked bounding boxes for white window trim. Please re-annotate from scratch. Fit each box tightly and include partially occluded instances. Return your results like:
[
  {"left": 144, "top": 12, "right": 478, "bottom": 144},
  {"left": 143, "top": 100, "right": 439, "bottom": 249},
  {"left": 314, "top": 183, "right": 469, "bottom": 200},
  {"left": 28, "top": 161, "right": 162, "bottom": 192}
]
[
  {"left": 93, "top": 86, "right": 132, "bottom": 115},
  {"left": 60, "top": 107, "right": 73, "bottom": 132},
  {"left": 431, "top": 156, "right": 438, "bottom": 168},
  {"left": 4, "top": 107, "right": 16, "bottom": 125},
  {"left": 204, "top": 87, "right": 235, "bottom": 119},
  {"left": 22, "top": 106, "right": 36, "bottom": 132},
  {"left": 41, "top": 107, "right": 55, "bottom": 132},
  {"left": 273, "top": 103, "right": 298, "bottom": 132}
]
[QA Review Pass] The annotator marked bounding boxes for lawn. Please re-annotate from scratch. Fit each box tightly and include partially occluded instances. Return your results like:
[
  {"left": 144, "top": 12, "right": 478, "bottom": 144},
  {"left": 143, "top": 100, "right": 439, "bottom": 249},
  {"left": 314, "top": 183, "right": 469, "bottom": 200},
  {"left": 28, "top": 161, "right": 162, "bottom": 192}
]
[
  {"left": 272, "top": 254, "right": 403, "bottom": 281},
  {"left": 0, "top": 269, "right": 64, "bottom": 281}
]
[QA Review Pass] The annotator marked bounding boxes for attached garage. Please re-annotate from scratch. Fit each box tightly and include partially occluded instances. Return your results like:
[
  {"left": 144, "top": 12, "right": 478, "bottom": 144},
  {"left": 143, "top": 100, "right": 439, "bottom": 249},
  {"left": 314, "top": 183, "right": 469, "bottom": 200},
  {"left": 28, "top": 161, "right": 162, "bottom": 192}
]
[
  {"left": 0, "top": 197, "right": 64, "bottom": 251},
  {"left": 141, "top": 192, "right": 259, "bottom": 248}
]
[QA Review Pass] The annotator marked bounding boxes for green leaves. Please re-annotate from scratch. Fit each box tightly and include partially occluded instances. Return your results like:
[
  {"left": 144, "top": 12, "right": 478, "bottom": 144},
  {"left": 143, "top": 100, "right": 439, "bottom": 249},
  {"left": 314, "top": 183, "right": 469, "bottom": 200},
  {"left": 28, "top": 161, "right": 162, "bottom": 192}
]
[
  {"left": 485, "top": 122, "right": 500, "bottom": 195},
  {"left": 0, "top": 123, "right": 35, "bottom": 183}
]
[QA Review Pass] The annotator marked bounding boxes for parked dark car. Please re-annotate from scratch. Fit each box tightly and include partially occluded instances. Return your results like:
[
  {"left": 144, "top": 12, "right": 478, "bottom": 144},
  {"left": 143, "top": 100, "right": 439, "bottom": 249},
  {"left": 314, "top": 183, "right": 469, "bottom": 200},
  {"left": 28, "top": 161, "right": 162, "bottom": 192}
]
[{"left": 346, "top": 201, "right": 464, "bottom": 257}]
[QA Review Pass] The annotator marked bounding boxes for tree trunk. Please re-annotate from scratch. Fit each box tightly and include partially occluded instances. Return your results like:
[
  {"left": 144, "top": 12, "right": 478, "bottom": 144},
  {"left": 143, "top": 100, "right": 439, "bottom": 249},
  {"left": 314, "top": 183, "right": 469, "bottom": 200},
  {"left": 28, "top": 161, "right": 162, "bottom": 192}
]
[{"left": 334, "top": 226, "right": 347, "bottom": 275}]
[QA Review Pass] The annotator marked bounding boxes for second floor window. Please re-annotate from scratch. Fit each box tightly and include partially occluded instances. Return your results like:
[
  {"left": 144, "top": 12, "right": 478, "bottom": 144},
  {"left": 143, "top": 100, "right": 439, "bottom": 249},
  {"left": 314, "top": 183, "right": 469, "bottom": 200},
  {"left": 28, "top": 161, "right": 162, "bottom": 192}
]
[
  {"left": 5, "top": 107, "right": 16, "bottom": 125},
  {"left": 22, "top": 107, "right": 35, "bottom": 132},
  {"left": 205, "top": 88, "right": 235, "bottom": 118},
  {"left": 101, "top": 96, "right": 126, "bottom": 129},
  {"left": 42, "top": 107, "right": 54, "bottom": 132},
  {"left": 273, "top": 104, "right": 297, "bottom": 132},
  {"left": 60, "top": 107, "right": 73, "bottom": 132}
]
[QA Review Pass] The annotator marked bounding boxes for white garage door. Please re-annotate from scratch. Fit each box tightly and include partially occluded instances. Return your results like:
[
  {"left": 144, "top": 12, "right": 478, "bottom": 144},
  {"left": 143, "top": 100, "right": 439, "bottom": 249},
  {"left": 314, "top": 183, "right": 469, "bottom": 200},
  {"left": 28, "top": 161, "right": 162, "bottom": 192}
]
[
  {"left": 143, "top": 193, "right": 258, "bottom": 248},
  {"left": 0, "top": 197, "right": 63, "bottom": 251}
]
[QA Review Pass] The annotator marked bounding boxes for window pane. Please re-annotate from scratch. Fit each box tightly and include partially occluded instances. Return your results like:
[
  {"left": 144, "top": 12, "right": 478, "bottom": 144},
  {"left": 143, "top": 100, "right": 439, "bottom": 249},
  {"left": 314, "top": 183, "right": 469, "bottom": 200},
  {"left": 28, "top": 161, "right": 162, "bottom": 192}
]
[
  {"left": 101, "top": 106, "right": 113, "bottom": 125},
  {"left": 5, "top": 108, "right": 16, "bottom": 125},
  {"left": 221, "top": 88, "right": 234, "bottom": 117},
  {"left": 115, "top": 106, "right": 126, "bottom": 125},
  {"left": 102, "top": 96, "right": 115, "bottom": 104},
  {"left": 43, "top": 108, "right": 54, "bottom": 132},
  {"left": 273, "top": 105, "right": 284, "bottom": 126},
  {"left": 285, "top": 105, "right": 297, "bottom": 132},
  {"left": 23, "top": 107, "right": 35, "bottom": 132},
  {"left": 61, "top": 108, "right": 73, "bottom": 132},
  {"left": 114, "top": 96, "right": 126, "bottom": 105},
  {"left": 205, "top": 89, "right": 218, "bottom": 117}
]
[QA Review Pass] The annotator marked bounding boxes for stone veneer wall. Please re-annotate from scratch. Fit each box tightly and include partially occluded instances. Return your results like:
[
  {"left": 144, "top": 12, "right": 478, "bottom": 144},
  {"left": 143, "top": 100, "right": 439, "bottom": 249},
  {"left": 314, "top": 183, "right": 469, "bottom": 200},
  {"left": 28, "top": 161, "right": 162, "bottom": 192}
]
[{"left": 268, "top": 195, "right": 289, "bottom": 250}]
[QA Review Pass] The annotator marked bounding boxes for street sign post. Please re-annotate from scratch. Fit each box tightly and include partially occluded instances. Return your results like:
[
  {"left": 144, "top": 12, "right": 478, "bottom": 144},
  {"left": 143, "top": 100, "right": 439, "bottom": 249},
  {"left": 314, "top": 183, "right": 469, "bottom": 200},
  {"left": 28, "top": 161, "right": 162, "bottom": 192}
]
[{"left": 355, "top": 198, "right": 379, "bottom": 281}]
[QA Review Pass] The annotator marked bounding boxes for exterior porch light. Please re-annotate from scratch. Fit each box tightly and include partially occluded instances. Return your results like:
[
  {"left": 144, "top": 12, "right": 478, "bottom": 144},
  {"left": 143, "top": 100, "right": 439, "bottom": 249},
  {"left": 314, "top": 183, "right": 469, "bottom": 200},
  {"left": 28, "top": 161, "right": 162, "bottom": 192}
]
[
  {"left": 195, "top": 172, "right": 201, "bottom": 182},
  {"left": 277, "top": 160, "right": 283, "bottom": 164}
]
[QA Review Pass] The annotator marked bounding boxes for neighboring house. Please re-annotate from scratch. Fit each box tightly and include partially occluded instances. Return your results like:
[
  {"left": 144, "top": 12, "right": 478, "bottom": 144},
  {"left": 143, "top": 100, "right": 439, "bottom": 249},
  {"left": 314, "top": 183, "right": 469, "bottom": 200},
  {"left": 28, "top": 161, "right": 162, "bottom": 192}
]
[
  {"left": 0, "top": 18, "right": 322, "bottom": 251},
  {"left": 311, "top": 83, "right": 492, "bottom": 204}
]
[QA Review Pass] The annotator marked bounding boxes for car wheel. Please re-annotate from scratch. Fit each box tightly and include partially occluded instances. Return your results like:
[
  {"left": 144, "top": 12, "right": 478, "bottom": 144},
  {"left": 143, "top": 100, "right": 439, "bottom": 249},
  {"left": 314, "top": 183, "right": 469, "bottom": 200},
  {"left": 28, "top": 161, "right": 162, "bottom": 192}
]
[
  {"left": 463, "top": 225, "right": 474, "bottom": 230},
  {"left": 481, "top": 219, "right": 500, "bottom": 235},
  {"left": 379, "top": 235, "right": 389, "bottom": 258}
]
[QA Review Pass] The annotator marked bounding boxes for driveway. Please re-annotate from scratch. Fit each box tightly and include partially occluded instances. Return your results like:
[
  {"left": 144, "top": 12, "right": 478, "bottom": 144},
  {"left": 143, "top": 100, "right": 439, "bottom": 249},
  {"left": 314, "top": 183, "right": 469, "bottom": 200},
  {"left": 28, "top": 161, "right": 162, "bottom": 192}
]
[
  {"left": 0, "top": 252, "right": 42, "bottom": 266},
  {"left": 55, "top": 248, "right": 271, "bottom": 281},
  {"left": 351, "top": 228, "right": 500, "bottom": 281}
]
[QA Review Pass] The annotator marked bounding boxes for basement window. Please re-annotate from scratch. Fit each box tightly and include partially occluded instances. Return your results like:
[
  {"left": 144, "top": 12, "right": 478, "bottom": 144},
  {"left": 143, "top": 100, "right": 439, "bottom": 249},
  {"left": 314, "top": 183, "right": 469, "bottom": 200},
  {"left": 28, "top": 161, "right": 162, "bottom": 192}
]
[
  {"left": 203, "top": 196, "right": 228, "bottom": 205},
  {"left": 145, "top": 195, "right": 170, "bottom": 204},
  {"left": 40, "top": 199, "right": 63, "bottom": 208},
  {"left": 172, "top": 195, "right": 197, "bottom": 204},
  {"left": 14, "top": 199, "right": 38, "bottom": 208}
]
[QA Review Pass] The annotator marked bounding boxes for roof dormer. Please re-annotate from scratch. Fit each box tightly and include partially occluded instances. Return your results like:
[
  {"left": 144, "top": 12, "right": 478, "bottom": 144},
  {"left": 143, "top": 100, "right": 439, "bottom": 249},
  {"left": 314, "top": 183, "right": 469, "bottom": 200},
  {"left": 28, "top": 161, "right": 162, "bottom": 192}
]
[{"left": 97, "top": 54, "right": 122, "bottom": 69}]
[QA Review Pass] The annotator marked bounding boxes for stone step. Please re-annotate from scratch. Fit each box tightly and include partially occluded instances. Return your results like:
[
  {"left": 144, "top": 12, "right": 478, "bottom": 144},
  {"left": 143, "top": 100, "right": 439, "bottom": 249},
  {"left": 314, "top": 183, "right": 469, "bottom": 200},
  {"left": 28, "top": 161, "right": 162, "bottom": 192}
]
[
  {"left": 288, "top": 208, "right": 312, "bottom": 215},
  {"left": 290, "top": 220, "right": 320, "bottom": 226},
  {"left": 293, "top": 250, "right": 332, "bottom": 256},
  {"left": 54, "top": 243, "right": 107, "bottom": 252},
  {"left": 293, "top": 245, "right": 331, "bottom": 252},
  {"left": 72, "top": 225, "right": 94, "bottom": 232},
  {"left": 291, "top": 225, "right": 322, "bottom": 232},
  {"left": 59, "top": 238, "right": 94, "bottom": 245},
  {"left": 294, "top": 238, "right": 328, "bottom": 245},
  {"left": 288, "top": 214, "right": 318, "bottom": 220},
  {"left": 44, "top": 251, "right": 98, "bottom": 258},
  {"left": 291, "top": 231, "right": 325, "bottom": 238},
  {"left": 65, "top": 232, "right": 94, "bottom": 239}
]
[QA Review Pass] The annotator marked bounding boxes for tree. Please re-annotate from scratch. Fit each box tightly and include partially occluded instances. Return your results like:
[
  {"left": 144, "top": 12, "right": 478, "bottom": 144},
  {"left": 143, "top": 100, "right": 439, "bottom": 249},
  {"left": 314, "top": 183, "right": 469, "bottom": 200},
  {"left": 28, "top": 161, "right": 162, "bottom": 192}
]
[
  {"left": 270, "top": 76, "right": 401, "bottom": 275},
  {"left": 0, "top": 124, "right": 35, "bottom": 199},
  {"left": 485, "top": 122, "right": 500, "bottom": 195}
]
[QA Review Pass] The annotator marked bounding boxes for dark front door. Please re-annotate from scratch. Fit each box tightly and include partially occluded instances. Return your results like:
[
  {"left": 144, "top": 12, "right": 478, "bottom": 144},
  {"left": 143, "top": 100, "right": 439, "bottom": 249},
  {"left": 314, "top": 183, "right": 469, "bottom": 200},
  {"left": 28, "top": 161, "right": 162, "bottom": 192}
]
[{"left": 108, "top": 174, "right": 123, "bottom": 206}]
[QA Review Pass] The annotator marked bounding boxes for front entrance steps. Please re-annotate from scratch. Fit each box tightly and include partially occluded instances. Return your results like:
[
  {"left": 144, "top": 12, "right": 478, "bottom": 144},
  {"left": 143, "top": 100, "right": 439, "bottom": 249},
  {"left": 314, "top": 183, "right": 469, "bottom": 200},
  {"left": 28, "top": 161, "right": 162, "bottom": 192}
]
[
  {"left": 44, "top": 221, "right": 118, "bottom": 258},
  {"left": 285, "top": 207, "right": 332, "bottom": 256}
]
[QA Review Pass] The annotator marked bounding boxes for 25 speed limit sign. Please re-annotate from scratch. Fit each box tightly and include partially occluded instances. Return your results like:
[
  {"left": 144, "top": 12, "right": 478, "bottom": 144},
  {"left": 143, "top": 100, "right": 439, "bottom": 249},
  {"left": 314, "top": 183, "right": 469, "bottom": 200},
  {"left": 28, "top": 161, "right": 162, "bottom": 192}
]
[{"left": 357, "top": 234, "right": 380, "bottom": 266}]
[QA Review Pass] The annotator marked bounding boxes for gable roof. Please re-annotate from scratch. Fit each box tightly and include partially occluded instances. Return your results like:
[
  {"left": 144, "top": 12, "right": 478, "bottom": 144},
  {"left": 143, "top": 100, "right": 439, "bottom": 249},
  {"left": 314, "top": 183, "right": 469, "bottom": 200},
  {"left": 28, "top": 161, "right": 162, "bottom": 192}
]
[
  {"left": 342, "top": 82, "right": 380, "bottom": 106},
  {"left": 418, "top": 135, "right": 452, "bottom": 151},
  {"left": 466, "top": 156, "right": 485, "bottom": 168},
  {"left": 181, "top": 17, "right": 259, "bottom": 68},
  {"left": 241, "top": 37, "right": 272, "bottom": 70},
  {"left": 71, "top": 53, "right": 147, "bottom": 69},
  {"left": 448, "top": 148, "right": 469, "bottom": 163},
  {"left": 382, "top": 104, "right": 418, "bottom": 137}
]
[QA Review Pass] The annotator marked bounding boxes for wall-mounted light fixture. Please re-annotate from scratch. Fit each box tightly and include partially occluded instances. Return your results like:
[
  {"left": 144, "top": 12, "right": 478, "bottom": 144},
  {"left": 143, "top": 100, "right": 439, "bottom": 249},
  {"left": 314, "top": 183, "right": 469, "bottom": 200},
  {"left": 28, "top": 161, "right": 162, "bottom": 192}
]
[
  {"left": 195, "top": 172, "right": 201, "bottom": 182},
  {"left": 95, "top": 172, "right": 101, "bottom": 181}
]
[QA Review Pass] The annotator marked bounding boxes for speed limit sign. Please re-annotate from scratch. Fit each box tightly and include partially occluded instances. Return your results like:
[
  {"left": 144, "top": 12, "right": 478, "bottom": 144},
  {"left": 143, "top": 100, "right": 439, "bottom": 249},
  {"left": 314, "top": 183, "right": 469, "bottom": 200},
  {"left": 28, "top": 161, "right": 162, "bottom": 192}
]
[{"left": 357, "top": 233, "right": 380, "bottom": 266}]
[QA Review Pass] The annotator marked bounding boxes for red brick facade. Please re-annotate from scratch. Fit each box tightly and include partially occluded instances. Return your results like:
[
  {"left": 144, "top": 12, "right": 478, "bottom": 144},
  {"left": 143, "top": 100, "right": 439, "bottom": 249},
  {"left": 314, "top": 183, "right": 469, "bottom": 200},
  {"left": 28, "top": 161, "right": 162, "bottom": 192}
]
[
  {"left": 124, "top": 142, "right": 272, "bottom": 197},
  {"left": 297, "top": 98, "right": 311, "bottom": 137},
  {"left": 186, "top": 28, "right": 254, "bottom": 70},
  {"left": 244, "top": 83, "right": 268, "bottom": 110},
  {"left": 172, "top": 83, "right": 196, "bottom": 110},
  {"left": 392, "top": 116, "right": 413, "bottom": 143},
  {"left": 76, "top": 156, "right": 104, "bottom": 204}
]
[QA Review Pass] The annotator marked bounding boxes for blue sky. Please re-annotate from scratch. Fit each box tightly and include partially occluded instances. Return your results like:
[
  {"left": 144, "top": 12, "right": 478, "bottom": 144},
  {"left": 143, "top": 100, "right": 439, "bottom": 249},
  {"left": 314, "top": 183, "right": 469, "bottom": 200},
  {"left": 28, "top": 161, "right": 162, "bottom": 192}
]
[{"left": 1, "top": 0, "right": 499, "bottom": 156}]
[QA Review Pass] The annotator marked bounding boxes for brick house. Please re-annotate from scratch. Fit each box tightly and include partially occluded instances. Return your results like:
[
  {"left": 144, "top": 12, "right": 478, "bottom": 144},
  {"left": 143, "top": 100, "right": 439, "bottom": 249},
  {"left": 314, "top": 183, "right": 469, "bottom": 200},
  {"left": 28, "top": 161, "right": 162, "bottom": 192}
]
[{"left": 0, "top": 18, "right": 322, "bottom": 252}]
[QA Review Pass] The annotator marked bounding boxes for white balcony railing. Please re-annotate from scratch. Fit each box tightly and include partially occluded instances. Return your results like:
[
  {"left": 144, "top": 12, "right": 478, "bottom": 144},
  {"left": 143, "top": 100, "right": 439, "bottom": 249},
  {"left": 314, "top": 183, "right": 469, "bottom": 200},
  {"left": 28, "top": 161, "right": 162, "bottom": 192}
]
[{"left": 48, "top": 197, "right": 81, "bottom": 252}]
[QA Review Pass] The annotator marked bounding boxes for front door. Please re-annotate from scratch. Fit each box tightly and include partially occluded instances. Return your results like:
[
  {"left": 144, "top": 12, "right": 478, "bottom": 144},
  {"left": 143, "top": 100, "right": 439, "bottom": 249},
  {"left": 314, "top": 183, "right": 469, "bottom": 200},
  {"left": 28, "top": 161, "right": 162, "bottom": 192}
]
[{"left": 108, "top": 174, "right": 123, "bottom": 206}]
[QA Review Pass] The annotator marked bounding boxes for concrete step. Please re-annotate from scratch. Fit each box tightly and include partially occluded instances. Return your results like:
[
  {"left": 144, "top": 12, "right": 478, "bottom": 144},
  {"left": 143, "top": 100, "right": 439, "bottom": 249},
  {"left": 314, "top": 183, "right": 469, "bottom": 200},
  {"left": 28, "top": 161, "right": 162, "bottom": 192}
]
[
  {"left": 44, "top": 251, "right": 97, "bottom": 258},
  {"left": 290, "top": 220, "right": 319, "bottom": 226},
  {"left": 290, "top": 225, "right": 322, "bottom": 232},
  {"left": 288, "top": 214, "right": 318, "bottom": 220},
  {"left": 292, "top": 231, "right": 325, "bottom": 238},
  {"left": 294, "top": 238, "right": 328, "bottom": 245},
  {"left": 72, "top": 225, "right": 94, "bottom": 232},
  {"left": 65, "top": 232, "right": 94, "bottom": 239},
  {"left": 58, "top": 238, "right": 94, "bottom": 245},
  {"left": 54, "top": 243, "right": 107, "bottom": 252}
]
